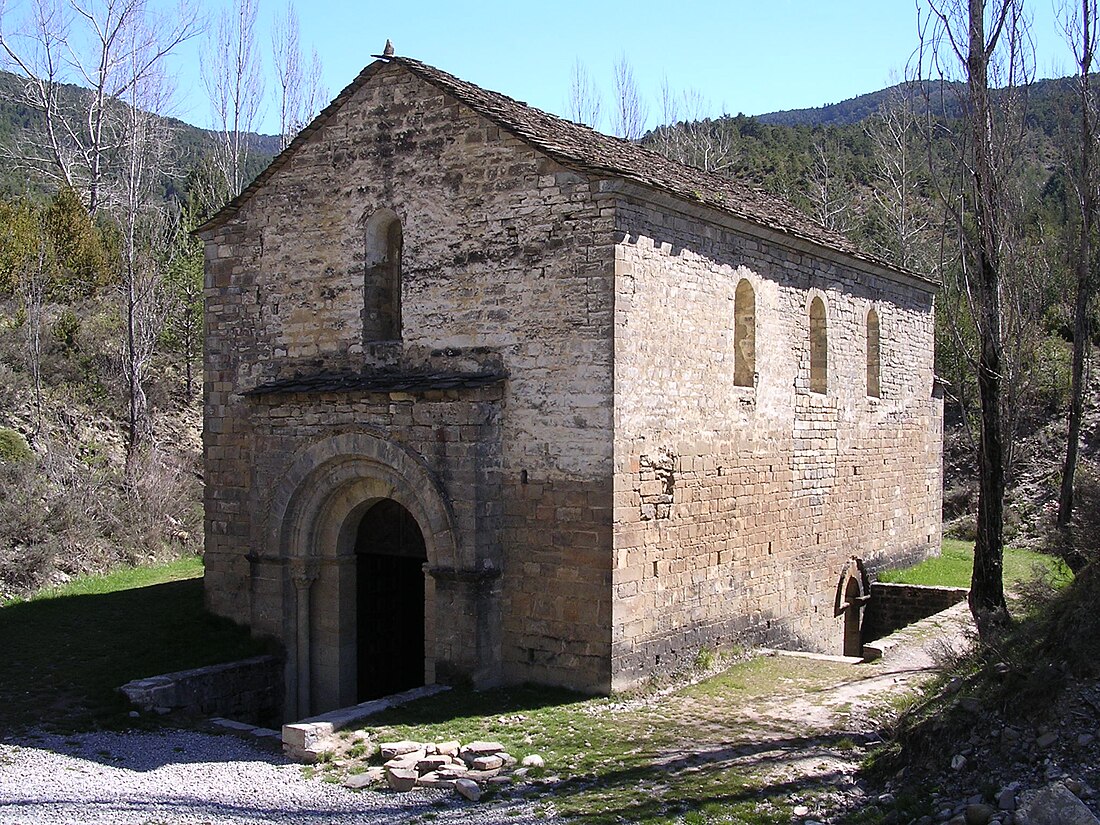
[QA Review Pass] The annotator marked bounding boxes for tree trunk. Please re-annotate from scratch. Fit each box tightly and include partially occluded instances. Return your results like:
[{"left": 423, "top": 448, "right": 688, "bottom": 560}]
[
  {"left": 967, "top": 0, "right": 1011, "bottom": 632},
  {"left": 1057, "top": 0, "right": 1096, "bottom": 571}
]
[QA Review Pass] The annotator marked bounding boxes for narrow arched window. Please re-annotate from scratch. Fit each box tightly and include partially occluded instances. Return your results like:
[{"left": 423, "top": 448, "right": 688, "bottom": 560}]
[
  {"left": 866, "top": 308, "right": 881, "bottom": 398},
  {"left": 733, "top": 279, "right": 756, "bottom": 387},
  {"left": 363, "top": 209, "right": 402, "bottom": 342},
  {"left": 809, "top": 296, "right": 827, "bottom": 394}
]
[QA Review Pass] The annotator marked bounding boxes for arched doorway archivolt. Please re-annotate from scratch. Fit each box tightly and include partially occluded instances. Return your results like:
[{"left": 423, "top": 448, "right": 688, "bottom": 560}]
[{"left": 267, "top": 432, "right": 459, "bottom": 717}]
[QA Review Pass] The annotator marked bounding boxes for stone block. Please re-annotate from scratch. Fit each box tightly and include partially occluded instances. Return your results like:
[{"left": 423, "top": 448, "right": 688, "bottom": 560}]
[{"left": 386, "top": 767, "right": 419, "bottom": 792}]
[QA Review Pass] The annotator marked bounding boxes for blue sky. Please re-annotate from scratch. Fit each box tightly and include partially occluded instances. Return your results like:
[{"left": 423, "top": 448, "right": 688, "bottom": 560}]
[{"left": 165, "top": 1, "right": 1079, "bottom": 134}]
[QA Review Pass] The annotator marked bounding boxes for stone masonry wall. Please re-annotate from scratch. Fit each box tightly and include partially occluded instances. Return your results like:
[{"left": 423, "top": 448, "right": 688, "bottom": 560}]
[
  {"left": 201, "top": 61, "right": 616, "bottom": 696},
  {"left": 610, "top": 193, "right": 943, "bottom": 688},
  {"left": 120, "top": 655, "right": 283, "bottom": 727},
  {"left": 862, "top": 582, "right": 969, "bottom": 642}
]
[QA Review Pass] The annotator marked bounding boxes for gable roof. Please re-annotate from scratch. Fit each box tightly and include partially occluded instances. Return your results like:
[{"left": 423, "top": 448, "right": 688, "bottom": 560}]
[{"left": 197, "top": 55, "right": 927, "bottom": 285}]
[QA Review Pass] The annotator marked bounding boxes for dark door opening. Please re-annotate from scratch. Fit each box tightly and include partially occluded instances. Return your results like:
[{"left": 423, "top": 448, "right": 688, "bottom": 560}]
[
  {"left": 843, "top": 576, "right": 863, "bottom": 657},
  {"left": 356, "top": 499, "right": 427, "bottom": 702}
]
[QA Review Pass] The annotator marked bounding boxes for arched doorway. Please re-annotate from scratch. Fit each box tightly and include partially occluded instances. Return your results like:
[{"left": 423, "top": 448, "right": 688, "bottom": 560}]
[
  {"left": 356, "top": 498, "right": 427, "bottom": 701},
  {"left": 843, "top": 575, "right": 863, "bottom": 657}
]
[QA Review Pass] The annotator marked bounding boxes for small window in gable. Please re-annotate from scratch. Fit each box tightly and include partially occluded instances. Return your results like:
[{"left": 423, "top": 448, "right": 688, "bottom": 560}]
[
  {"left": 733, "top": 279, "right": 756, "bottom": 387},
  {"left": 363, "top": 209, "right": 402, "bottom": 342},
  {"left": 866, "top": 308, "right": 881, "bottom": 398},
  {"left": 809, "top": 296, "right": 828, "bottom": 394}
]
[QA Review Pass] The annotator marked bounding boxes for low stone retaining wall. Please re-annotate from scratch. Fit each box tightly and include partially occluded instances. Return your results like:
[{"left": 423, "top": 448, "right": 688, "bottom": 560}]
[
  {"left": 862, "top": 582, "right": 969, "bottom": 643},
  {"left": 120, "top": 655, "right": 282, "bottom": 727}
]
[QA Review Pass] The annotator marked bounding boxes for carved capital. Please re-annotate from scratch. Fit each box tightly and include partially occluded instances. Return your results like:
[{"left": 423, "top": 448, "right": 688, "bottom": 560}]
[{"left": 289, "top": 557, "right": 320, "bottom": 590}]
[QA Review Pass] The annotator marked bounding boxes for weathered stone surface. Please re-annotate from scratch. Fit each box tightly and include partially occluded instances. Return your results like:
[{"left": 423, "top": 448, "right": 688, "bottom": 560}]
[
  {"left": 455, "top": 778, "right": 482, "bottom": 802},
  {"left": 199, "top": 55, "right": 942, "bottom": 714},
  {"left": 120, "top": 656, "right": 282, "bottom": 726},
  {"left": 436, "top": 740, "right": 461, "bottom": 756},
  {"left": 471, "top": 755, "right": 504, "bottom": 771},
  {"left": 416, "top": 773, "right": 457, "bottom": 789},
  {"left": 1036, "top": 732, "right": 1058, "bottom": 749},
  {"left": 521, "top": 754, "right": 545, "bottom": 768},
  {"left": 343, "top": 768, "right": 383, "bottom": 790},
  {"left": 965, "top": 803, "right": 996, "bottom": 824},
  {"left": 386, "top": 767, "right": 419, "bottom": 792},
  {"left": 380, "top": 741, "right": 423, "bottom": 759},
  {"left": 1018, "top": 783, "right": 1100, "bottom": 825},
  {"left": 384, "top": 751, "right": 426, "bottom": 771},
  {"left": 416, "top": 755, "right": 451, "bottom": 774},
  {"left": 463, "top": 741, "right": 506, "bottom": 755}
]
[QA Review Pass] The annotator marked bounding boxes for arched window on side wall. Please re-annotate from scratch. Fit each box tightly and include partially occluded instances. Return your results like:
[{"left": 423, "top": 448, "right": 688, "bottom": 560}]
[
  {"left": 363, "top": 209, "right": 403, "bottom": 342},
  {"left": 866, "top": 308, "right": 881, "bottom": 398},
  {"left": 733, "top": 279, "right": 756, "bottom": 387},
  {"left": 809, "top": 296, "right": 827, "bottom": 394}
]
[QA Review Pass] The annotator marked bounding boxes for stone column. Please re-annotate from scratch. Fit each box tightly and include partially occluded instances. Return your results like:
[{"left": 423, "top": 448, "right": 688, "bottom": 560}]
[{"left": 290, "top": 557, "right": 320, "bottom": 718}]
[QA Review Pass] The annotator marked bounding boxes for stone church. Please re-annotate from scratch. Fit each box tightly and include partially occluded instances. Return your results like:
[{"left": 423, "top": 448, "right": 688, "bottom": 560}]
[{"left": 196, "top": 54, "right": 942, "bottom": 720}]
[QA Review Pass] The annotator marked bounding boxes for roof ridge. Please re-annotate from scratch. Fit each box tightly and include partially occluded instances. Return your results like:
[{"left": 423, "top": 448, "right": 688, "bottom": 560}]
[{"left": 195, "top": 55, "right": 931, "bottom": 286}]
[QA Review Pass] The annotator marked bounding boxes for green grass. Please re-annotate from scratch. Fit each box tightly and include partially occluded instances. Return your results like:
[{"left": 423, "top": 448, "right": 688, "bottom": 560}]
[
  {"left": 336, "top": 656, "right": 877, "bottom": 825},
  {"left": 0, "top": 554, "right": 269, "bottom": 733},
  {"left": 877, "top": 539, "right": 1072, "bottom": 589}
]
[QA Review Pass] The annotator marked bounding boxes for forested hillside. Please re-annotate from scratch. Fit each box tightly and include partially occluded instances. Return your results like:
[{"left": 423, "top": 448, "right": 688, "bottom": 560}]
[
  {"left": 0, "top": 0, "right": 339, "bottom": 601},
  {"left": 2, "top": 30, "right": 1098, "bottom": 599}
]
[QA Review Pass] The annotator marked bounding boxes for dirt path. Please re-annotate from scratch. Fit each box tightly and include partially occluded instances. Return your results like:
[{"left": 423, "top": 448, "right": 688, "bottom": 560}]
[{"left": 623, "top": 603, "right": 976, "bottom": 819}]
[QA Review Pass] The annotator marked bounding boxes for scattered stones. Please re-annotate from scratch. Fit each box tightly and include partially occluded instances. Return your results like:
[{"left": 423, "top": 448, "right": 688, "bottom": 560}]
[
  {"left": 342, "top": 737, "right": 543, "bottom": 803},
  {"left": 471, "top": 755, "right": 504, "bottom": 771},
  {"left": 385, "top": 767, "right": 419, "bottom": 792},
  {"left": 343, "top": 769, "right": 382, "bottom": 790},
  {"left": 965, "top": 802, "right": 996, "bottom": 824},
  {"left": 455, "top": 778, "right": 482, "bottom": 802},
  {"left": 379, "top": 740, "right": 422, "bottom": 759},
  {"left": 462, "top": 741, "right": 505, "bottom": 755},
  {"left": 1036, "top": 732, "right": 1059, "bottom": 750},
  {"left": 998, "top": 788, "right": 1017, "bottom": 811},
  {"left": 1018, "top": 782, "right": 1100, "bottom": 825}
]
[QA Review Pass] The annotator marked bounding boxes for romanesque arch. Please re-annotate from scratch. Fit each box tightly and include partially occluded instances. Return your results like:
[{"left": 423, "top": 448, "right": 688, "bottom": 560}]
[
  {"left": 269, "top": 432, "right": 459, "bottom": 716},
  {"left": 834, "top": 557, "right": 870, "bottom": 658}
]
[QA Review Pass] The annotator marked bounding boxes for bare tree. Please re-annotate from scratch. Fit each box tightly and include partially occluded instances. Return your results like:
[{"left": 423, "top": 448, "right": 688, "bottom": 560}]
[
  {"left": 1057, "top": 0, "right": 1100, "bottom": 549},
  {"left": 116, "top": 15, "right": 176, "bottom": 464},
  {"left": 202, "top": 0, "right": 263, "bottom": 196},
  {"left": 18, "top": 226, "right": 49, "bottom": 434},
  {"left": 865, "top": 83, "right": 929, "bottom": 269},
  {"left": 303, "top": 46, "right": 325, "bottom": 123},
  {"left": 610, "top": 54, "right": 648, "bottom": 141},
  {"left": 271, "top": 0, "right": 301, "bottom": 150},
  {"left": 807, "top": 136, "right": 851, "bottom": 232},
  {"left": 566, "top": 58, "right": 602, "bottom": 129},
  {"left": 0, "top": 0, "right": 199, "bottom": 214},
  {"left": 649, "top": 78, "right": 736, "bottom": 174},
  {"left": 917, "top": 0, "right": 1033, "bottom": 634}
]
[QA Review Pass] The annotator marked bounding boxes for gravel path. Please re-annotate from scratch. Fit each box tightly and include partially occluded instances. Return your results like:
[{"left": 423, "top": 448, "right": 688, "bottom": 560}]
[{"left": 0, "top": 729, "right": 560, "bottom": 825}]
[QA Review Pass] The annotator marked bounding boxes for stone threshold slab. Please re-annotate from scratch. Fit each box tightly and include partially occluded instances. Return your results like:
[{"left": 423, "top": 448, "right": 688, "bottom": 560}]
[
  {"left": 761, "top": 648, "right": 865, "bottom": 665},
  {"left": 283, "top": 684, "right": 450, "bottom": 762}
]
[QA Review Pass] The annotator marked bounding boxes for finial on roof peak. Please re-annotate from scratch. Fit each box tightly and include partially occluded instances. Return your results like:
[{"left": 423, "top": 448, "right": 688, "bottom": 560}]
[{"left": 383, "top": 39, "right": 394, "bottom": 57}]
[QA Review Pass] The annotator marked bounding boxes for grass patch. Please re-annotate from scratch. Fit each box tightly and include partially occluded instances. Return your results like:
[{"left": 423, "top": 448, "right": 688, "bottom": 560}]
[
  {"left": 877, "top": 539, "right": 1071, "bottom": 589},
  {"left": 341, "top": 656, "right": 878, "bottom": 825},
  {"left": 0, "top": 554, "right": 269, "bottom": 733}
]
